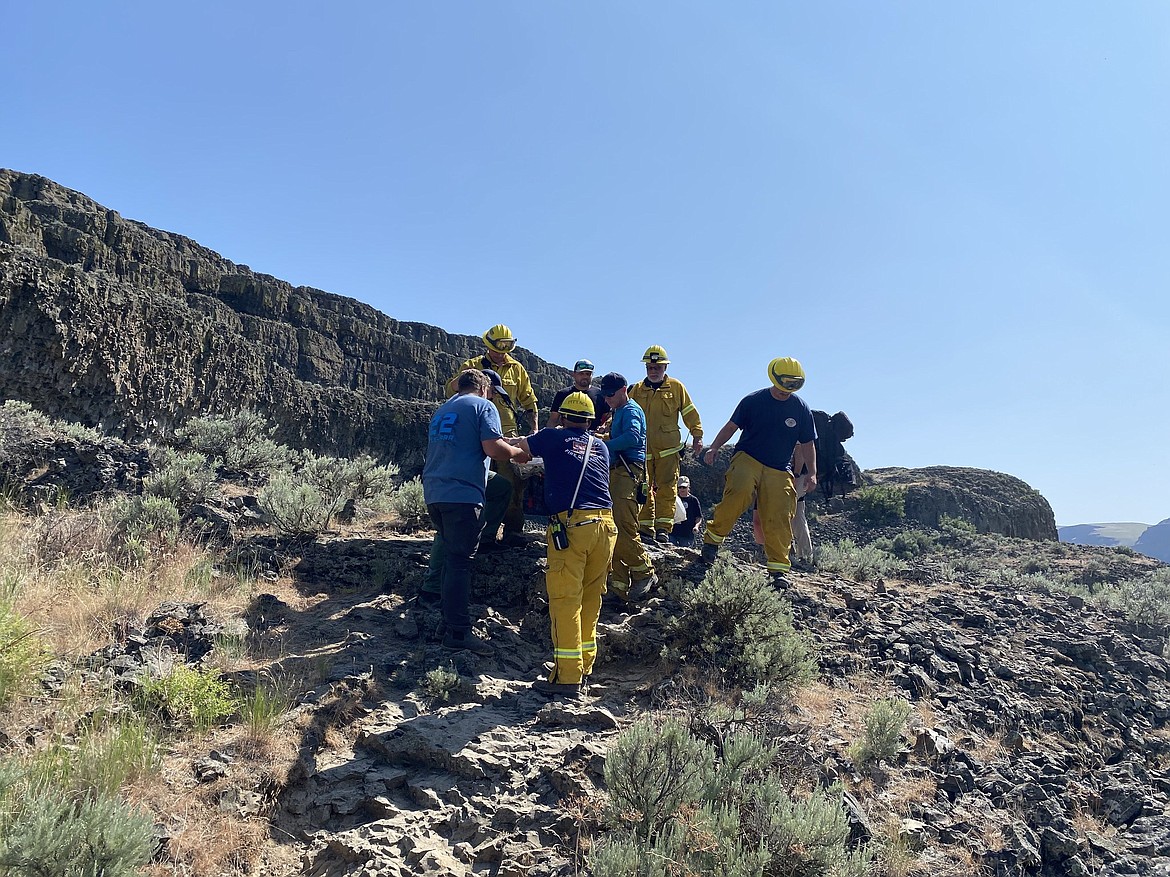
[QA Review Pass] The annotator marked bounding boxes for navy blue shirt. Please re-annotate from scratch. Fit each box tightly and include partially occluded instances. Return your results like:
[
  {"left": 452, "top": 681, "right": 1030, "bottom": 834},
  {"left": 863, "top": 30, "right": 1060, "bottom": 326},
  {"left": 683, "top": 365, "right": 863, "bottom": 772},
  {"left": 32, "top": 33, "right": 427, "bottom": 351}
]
[
  {"left": 551, "top": 385, "right": 610, "bottom": 430},
  {"left": 422, "top": 394, "right": 503, "bottom": 505},
  {"left": 604, "top": 399, "right": 647, "bottom": 466},
  {"left": 527, "top": 427, "right": 612, "bottom": 515},
  {"left": 730, "top": 389, "right": 816, "bottom": 472}
]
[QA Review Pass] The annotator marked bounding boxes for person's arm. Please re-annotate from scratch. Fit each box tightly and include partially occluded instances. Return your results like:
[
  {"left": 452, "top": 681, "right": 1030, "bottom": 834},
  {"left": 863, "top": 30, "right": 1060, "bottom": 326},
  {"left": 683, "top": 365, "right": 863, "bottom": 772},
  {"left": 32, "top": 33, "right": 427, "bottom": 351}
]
[
  {"left": 604, "top": 407, "right": 643, "bottom": 456},
  {"left": 515, "top": 369, "right": 540, "bottom": 434},
  {"left": 678, "top": 383, "right": 704, "bottom": 454},
  {"left": 793, "top": 440, "right": 817, "bottom": 492},
  {"left": 483, "top": 437, "right": 526, "bottom": 462},
  {"left": 701, "top": 420, "right": 739, "bottom": 465},
  {"left": 547, "top": 411, "right": 562, "bottom": 428}
]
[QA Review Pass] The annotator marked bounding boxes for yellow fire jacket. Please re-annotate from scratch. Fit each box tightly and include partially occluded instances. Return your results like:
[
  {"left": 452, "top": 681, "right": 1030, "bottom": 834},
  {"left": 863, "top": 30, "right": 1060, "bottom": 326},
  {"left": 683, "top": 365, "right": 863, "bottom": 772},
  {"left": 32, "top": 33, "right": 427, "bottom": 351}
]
[
  {"left": 629, "top": 376, "right": 703, "bottom": 457},
  {"left": 448, "top": 354, "right": 539, "bottom": 436}
]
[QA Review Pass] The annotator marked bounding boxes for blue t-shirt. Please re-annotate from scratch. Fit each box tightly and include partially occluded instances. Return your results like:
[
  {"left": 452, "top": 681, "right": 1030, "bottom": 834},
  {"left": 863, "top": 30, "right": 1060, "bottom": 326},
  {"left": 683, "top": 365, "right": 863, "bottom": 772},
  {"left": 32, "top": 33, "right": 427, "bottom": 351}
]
[
  {"left": 604, "top": 399, "right": 647, "bottom": 466},
  {"left": 527, "top": 427, "right": 612, "bottom": 515},
  {"left": 422, "top": 393, "right": 503, "bottom": 505},
  {"left": 730, "top": 389, "right": 817, "bottom": 472}
]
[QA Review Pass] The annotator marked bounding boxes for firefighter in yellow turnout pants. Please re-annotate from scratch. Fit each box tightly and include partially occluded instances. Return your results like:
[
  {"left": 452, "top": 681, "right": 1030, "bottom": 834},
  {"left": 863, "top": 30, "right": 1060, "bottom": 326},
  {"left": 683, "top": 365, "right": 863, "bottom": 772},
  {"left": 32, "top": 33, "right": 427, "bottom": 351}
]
[
  {"left": 702, "top": 358, "right": 817, "bottom": 586},
  {"left": 628, "top": 345, "right": 703, "bottom": 542},
  {"left": 449, "top": 324, "right": 540, "bottom": 541},
  {"left": 513, "top": 392, "right": 617, "bottom": 700}
]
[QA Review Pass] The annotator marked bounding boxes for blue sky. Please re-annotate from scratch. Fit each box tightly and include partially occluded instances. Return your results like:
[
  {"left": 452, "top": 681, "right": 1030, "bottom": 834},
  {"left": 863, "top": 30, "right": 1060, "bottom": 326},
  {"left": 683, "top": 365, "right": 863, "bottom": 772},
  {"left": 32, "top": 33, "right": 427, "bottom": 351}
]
[{"left": 5, "top": 2, "right": 1168, "bottom": 526}]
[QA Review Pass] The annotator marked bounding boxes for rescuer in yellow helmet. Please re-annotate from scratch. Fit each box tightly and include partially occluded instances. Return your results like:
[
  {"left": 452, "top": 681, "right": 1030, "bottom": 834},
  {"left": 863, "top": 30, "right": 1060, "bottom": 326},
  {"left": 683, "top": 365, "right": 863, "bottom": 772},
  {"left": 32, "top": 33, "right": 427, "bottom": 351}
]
[
  {"left": 448, "top": 323, "right": 540, "bottom": 542},
  {"left": 511, "top": 391, "right": 617, "bottom": 699},
  {"left": 628, "top": 345, "right": 703, "bottom": 542},
  {"left": 701, "top": 357, "right": 816, "bottom": 586}
]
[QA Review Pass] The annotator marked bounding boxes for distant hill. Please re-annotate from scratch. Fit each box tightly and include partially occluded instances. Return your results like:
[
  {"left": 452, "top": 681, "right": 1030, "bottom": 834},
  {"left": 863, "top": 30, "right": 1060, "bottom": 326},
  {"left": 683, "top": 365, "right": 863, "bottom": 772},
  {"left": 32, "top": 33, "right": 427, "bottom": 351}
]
[
  {"left": 1058, "top": 522, "right": 1149, "bottom": 548},
  {"left": 1134, "top": 518, "right": 1170, "bottom": 564}
]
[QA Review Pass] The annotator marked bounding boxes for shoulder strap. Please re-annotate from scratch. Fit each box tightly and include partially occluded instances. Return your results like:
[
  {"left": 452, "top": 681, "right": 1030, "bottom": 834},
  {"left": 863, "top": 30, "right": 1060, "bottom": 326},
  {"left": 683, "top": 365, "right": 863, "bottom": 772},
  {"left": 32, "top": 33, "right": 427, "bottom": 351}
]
[{"left": 569, "top": 434, "right": 595, "bottom": 512}]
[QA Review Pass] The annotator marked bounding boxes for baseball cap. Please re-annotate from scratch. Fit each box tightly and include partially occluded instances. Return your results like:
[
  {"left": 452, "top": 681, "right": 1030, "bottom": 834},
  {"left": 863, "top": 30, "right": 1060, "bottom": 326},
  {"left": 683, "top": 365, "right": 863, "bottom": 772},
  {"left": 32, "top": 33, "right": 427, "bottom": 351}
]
[
  {"left": 599, "top": 372, "right": 627, "bottom": 396},
  {"left": 574, "top": 359, "right": 595, "bottom": 372},
  {"left": 481, "top": 369, "right": 512, "bottom": 405},
  {"left": 677, "top": 477, "right": 690, "bottom": 488}
]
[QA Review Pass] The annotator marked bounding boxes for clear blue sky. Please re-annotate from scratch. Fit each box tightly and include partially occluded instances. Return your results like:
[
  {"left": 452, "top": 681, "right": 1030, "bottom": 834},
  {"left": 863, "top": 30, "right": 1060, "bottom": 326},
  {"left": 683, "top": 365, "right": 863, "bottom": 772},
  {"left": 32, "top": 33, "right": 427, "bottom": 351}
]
[{"left": 5, "top": 2, "right": 1168, "bottom": 526}]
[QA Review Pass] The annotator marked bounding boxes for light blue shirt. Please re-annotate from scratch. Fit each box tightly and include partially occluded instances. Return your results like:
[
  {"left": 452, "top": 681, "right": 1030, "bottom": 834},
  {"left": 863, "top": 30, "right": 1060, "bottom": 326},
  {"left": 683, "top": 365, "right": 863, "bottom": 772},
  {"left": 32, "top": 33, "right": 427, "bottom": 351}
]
[{"left": 422, "top": 394, "right": 503, "bottom": 505}]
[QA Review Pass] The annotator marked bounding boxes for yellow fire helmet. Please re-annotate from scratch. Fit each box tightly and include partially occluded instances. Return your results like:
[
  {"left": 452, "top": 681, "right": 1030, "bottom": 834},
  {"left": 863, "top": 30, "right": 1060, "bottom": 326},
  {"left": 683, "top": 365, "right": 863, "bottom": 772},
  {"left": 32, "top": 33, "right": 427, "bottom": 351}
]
[
  {"left": 483, "top": 324, "right": 516, "bottom": 353},
  {"left": 768, "top": 357, "right": 806, "bottom": 393},
  {"left": 558, "top": 391, "right": 596, "bottom": 420},
  {"left": 642, "top": 344, "right": 670, "bottom": 365}
]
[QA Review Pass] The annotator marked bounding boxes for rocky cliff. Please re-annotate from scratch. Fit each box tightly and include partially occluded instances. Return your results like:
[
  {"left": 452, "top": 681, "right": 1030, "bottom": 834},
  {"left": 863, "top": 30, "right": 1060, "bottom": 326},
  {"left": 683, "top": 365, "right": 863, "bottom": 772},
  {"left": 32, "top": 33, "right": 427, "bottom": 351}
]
[
  {"left": 0, "top": 170, "right": 570, "bottom": 472},
  {"left": 865, "top": 465, "right": 1058, "bottom": 541},
  {"left": 1134, "top": 519, "right": 1170, "bottom": 564}
]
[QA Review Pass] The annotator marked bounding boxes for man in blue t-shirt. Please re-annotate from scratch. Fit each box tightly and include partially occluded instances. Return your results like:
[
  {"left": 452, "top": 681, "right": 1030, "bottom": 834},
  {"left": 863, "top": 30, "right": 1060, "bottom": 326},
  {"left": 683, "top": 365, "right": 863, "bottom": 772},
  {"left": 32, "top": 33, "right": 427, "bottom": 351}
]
[
  {"left": 599, "top": 372, "right": 656, "bottom": 601},
  {"left": 514, "top": 391, "right": 616, "bottom": 699},
  {"left": 701, "top": 357, "right": 817, "bottom": 584},
  {"left": 422, "top": 369, "right": 527, "bottom": 655}
]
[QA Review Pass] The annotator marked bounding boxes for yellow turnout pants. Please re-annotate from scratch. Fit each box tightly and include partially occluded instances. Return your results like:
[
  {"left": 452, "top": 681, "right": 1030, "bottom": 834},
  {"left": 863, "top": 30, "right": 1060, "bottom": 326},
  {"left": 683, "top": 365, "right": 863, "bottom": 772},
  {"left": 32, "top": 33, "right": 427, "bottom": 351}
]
[
  {"left": 638, "top": 449, "right": 681, "bottom": 533},
  {"left": 704, "top": 452, "right": 797, "bottom": 572},
  {"left": 609, "top": 466, "right": 654, "bottom": 596},
  {"left": 546, "top": 510, "right": 617, "bottom": 684}
]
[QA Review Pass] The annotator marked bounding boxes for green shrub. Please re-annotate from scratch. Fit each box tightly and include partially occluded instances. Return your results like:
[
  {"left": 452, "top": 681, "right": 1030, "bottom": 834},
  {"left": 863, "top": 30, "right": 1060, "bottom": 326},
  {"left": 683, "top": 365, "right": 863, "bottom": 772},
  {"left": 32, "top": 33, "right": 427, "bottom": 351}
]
[
  {"left": 604, "top": 717, "right": 714, "bottom": 839},
  {"left": 175, "top": 411, "right": 292, "bottom": 478},
  {"left": 595, "top": 719, "right": 867, "bottom": 877},
  {"left": 390, "top": 476, "right": 429, "bottom": 532},
  {"left": 668, "top": 559, "right": 816, "bottom": 691},
  {"left": 853, "top": 485, "right": 905, "bottom": 525},
  {"left": 938, "top": 514, "right": 977, "bottom": 535},
  {"left": 873, "top": 530, "right": 936, "bottom": 560},
  {"left": 0, "top": 602, "right": 47, "bottom": 707},
  {"left": 852, "top": 697, "right": 912, "bottom": 765},
  {"left": 0, "top": 769, "right": 154, "bottom": 877},
  {"left": 419, "top": 665, "right": 461, "bottom": 704},
  {"left": 258, "top": 452, "right": 400, "bottom": 536},
  {"left": 1111, "top": 569, "right": 1170, "bottom": 632},
  {"left": 815, "top": 539, "right": 905, "bottom": 582},
  {"left": 143, "top": 448, "right": 217, "bottom": 511},
  {"left": 113, "top": 495, "right": 181, "bottom": 545},
  {"left": 135, "top": 664, "right": 238, "bottom": 731}
]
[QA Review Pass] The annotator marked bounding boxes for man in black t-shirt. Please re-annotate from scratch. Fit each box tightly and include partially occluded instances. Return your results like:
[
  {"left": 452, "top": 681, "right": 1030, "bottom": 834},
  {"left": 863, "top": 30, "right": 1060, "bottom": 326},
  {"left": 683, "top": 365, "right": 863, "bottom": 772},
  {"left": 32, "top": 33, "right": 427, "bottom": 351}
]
[{"left": 549, "top": 359, "right": 609, "bottom": 430}]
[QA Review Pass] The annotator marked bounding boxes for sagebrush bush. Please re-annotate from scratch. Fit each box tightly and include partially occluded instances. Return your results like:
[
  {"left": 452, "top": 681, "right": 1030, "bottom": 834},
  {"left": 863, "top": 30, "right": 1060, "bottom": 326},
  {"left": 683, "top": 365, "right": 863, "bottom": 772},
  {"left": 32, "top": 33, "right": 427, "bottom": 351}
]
[
  {"left": 854, "top": 485, "right": 906, "bottom": 525},
  {"left": 595, "top": 718, "right": 867, "bottom": 877},
  {"left": 259, "top": 452, "right": 399, "bottom": 536},
  {"left": 604, "top": 718, "right": 714, "bottom": 839},
  {"left": 419, "top": 665, "right": 461, "bottom": 703},
  {"left": 175, "top": 411, "right": 292, "bottom": 478},
  {"left": 1110, "top": 569, "right": 1170, "bottom": 632},
  {"left": 0, "top": 601, "right": 47, "bottom": 707},
  {"left": 0, "top": 767, "right": 154, "bottom": 877},
  {"left": 873, "top": 530, "right": 936, "bottom": 560},
  {"left": 143, "top": 448, "right": 217, "bottom": 512},
  {"left": 668, "top": 559, "right": 816, "bottom": 691},
  {"left": 136, "top": 664, "right": 238, "bottom": 731},
  {"left": 815, "top": 539, "right": 905, "bottom": 582},
  {"left": 390, "top": 476, "right": 429, "bottom": 532},
  {"left": 113, "top": 495, "right": 181, "bottom": 544},
  {"left": 852, "top": 697, "right": 912, "bottom": 765},
  {"left": 938, "top": 514, "right": 977, "bottom": 535}
]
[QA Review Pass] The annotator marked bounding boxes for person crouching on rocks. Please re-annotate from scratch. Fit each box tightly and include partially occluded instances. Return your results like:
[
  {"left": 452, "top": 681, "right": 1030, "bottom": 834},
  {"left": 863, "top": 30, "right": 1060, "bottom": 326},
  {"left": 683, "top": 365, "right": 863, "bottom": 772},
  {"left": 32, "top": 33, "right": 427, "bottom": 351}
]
[
  {"left": 422, "top": 369, "right": 529, "bottom": 656},
  {"left": 511, "top": 392, "right": 617, "bottom": 700}
]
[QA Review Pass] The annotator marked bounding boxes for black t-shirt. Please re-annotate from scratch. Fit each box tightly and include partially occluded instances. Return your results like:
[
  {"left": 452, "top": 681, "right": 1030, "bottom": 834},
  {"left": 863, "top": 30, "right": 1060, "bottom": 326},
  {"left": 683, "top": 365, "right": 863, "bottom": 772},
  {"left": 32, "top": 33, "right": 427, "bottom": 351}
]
[
  {"left": 672, "top": 494, "right": 703, "bottom": 536},
  {"left": 551, "top": 385, "right": 610, "bottom": 430}
]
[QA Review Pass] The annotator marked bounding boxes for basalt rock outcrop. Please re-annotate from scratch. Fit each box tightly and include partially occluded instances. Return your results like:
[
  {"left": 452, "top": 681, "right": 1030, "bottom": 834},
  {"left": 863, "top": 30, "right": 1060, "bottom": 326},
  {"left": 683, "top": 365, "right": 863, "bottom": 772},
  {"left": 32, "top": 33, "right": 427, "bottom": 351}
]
[
  {"left": 0, "top": 170, "right": 570, "bottom": 473},
  {"left": 867, "top": 465, "right": 1058, "bottom": 541}
]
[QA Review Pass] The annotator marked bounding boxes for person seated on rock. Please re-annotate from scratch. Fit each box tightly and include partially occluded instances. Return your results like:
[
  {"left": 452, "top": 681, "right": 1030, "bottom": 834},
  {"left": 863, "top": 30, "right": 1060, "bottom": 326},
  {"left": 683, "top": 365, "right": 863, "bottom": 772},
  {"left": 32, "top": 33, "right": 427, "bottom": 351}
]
[
  {"left": 511, "top": 392, "right": 616, "bottom": 700},
  {"left": 670, "top": 476, "right": 704, "bottom": 548},
  {"left": 422, "top": 368, "right": 527, "bottom": 656}
]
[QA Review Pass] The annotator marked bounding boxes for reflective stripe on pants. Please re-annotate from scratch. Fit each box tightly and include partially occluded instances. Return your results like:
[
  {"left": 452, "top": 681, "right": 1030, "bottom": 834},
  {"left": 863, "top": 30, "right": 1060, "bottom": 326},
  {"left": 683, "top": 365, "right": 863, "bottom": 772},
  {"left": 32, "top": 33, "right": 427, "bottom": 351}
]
[
  {"left": 546, "top": 510, "right": 617, "bottom": 684},
  {"left": 609, "top": 467, "right": 653, "bottom": 596},
  {"left": 703, "top": 452, "right": 796, "bottom": 572},
  {"left": 638, "top": 451, "right": 681, "bottom": 533}
]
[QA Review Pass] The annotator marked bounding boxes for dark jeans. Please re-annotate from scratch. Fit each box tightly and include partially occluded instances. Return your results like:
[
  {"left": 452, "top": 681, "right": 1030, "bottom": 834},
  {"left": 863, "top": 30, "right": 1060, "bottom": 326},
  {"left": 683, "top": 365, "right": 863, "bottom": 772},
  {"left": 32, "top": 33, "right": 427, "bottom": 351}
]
[
  {"left": 423, "top": 472, "right": 512, "bottom": 593},
  {"left": 426, "top": 502, "right": 482, "bottom": 634}
]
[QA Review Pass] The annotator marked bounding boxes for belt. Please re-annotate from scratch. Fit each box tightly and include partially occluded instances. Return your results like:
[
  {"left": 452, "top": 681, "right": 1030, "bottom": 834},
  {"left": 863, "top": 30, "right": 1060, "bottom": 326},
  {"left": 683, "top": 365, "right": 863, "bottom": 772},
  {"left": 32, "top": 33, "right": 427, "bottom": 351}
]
[{"left": 611, "top": 460, "right": 645, "bottom": 471}]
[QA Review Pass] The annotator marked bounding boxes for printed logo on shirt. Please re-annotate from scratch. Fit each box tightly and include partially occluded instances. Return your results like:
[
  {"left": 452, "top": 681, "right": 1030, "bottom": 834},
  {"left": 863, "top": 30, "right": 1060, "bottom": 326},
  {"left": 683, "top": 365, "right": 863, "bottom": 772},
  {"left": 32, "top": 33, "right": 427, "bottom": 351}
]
[
  {"left": 430, "top": 412, "right": 458, "bottom": 442},
  {"left": 784, "top": 418, "right": 797, "bottom": 428}
]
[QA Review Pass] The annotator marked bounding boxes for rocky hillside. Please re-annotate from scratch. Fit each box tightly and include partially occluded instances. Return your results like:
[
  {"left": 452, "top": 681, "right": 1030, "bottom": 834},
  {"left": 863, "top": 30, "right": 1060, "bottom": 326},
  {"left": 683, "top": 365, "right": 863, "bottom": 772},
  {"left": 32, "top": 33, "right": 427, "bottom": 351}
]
[
  {"left": 0, "top": 170, "right": 570, "bottom": 472},
  {"left": 1135, "top": 519, "right": 1170, "bottom": 564}
]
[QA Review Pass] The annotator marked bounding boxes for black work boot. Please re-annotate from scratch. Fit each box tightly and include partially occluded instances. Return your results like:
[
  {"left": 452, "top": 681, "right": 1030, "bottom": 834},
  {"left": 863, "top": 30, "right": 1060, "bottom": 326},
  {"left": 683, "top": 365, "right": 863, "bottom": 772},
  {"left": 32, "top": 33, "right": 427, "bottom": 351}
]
[
  {"left": 442, "top": 629, "right": 492, "bottom": 657},
  {"left": 701, "top": 543, "right": 719, "bottom": 563},
  {"left": 532, "top": 678, "right": 583, "bottom": 700}
]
